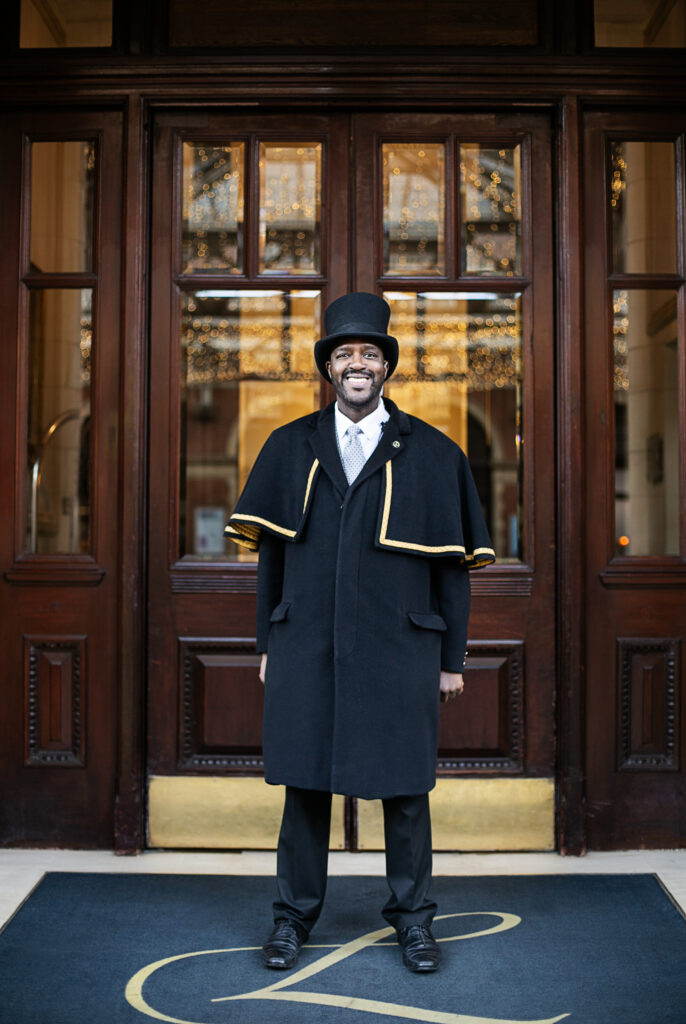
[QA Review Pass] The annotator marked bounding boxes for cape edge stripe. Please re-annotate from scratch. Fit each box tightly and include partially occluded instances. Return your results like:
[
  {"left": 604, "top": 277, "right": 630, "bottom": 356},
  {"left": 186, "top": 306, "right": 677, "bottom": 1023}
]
[
  {"left": 378, "top": 461, "right": 496, "bottom": 561},
  {"left": 303, "top": 459, "right": 319, "bottom": 513},
  {"left": 229, "top": 514, "right": 297, "bottom": 539},
  {"left": 226, "top": 459, "right": 319, "bottom": 547},
  {"left": 224, "top": 524, "right": 259, "bottom": 551}
]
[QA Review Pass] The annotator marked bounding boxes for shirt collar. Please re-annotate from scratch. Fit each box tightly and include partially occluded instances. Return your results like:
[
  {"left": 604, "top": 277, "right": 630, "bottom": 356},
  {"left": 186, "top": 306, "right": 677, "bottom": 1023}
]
[{"left": 334, "top": 397, "right": 389, "bottom": 444}]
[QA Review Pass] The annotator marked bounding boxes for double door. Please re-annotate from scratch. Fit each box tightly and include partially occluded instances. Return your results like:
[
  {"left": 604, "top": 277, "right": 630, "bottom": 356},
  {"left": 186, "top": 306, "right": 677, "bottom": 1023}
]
[{"left": 146, "top": 110, "right": 557, "bottom": 850}]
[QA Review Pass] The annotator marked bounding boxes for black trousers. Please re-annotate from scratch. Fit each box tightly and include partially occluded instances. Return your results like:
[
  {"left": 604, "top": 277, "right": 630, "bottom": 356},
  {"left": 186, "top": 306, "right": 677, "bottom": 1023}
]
[{"left": 273, "top": 786, "right": 437, "bottom": 935}]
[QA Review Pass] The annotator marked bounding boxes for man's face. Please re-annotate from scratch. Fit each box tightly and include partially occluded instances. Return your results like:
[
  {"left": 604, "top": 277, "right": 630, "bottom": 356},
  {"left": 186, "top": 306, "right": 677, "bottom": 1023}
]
[{"left": 326, "top": 339, "right": 388, "bottom": 416}]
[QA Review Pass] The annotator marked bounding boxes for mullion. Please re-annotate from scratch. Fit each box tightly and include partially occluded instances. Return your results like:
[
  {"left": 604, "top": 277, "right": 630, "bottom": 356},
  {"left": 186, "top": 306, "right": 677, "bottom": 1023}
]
[
  {"left": 453, "top": 134, "right": 460, "bottom": 279},
  {"left": 23, "top": 273, "right": 98, "bottom": 288},
  {"left": 377, "top": 277, "right": 530, "bottom": 293}
]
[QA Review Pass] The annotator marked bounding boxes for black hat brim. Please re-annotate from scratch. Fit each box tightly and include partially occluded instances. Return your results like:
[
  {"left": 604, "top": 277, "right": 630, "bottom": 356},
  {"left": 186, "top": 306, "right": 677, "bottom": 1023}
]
[{"left": 314, "top": 331, "right": 399, "bottom": 381}]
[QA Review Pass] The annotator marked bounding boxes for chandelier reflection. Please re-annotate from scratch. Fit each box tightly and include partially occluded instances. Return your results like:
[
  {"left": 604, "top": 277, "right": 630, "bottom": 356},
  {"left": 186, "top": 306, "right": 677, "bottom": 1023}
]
[
  {"left": 182, "top": 291, "right": 521, "bottom": 391},
  {"left": 613, "top": 290, "right": 629, "bottom": 392}
]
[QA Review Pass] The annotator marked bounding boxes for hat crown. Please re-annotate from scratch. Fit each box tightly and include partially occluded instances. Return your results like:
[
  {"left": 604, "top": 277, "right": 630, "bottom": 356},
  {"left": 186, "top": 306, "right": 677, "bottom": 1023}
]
[
  {"left": 314, "top": 291, "right": 399, "bottom": 381},
  {"left": 323, "top": 292, "right": 390, "bottom": 340}
]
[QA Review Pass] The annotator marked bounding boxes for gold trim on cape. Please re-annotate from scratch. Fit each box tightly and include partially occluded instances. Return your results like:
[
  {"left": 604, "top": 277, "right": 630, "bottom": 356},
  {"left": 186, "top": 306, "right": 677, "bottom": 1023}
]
[
  {"left": 302, "top": 458, "right": 319, "bottom": 512},
  {"left": 378, "top": 461, "right": 496, "bottom": 564},
  {"left": 226, "top": 459, "right": 320, "bottom": 550}
]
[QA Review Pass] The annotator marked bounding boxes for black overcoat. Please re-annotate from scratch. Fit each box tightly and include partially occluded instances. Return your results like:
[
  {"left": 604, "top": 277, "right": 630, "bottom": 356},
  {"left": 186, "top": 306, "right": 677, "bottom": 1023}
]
[{"left": 226, "top": 399, "right": 494, "bottom": 799}]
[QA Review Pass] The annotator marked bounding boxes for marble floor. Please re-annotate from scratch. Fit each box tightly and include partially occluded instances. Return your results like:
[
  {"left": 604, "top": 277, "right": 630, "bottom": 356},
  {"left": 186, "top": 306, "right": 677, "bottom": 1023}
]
[{"left": 1, "top": 847, "right": 685, "bottom": 930}]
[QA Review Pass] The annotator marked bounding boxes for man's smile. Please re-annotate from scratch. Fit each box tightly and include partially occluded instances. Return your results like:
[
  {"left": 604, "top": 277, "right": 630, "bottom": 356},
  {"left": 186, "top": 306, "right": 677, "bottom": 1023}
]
[{"left": 344, "top": 372, "right": 373, "bottom": 388}]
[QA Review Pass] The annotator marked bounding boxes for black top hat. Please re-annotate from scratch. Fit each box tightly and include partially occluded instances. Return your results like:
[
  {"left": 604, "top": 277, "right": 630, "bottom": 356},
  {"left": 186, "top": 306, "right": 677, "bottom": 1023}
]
[{"left": 314, "top": 292, "right": 399, "bottom": 381}]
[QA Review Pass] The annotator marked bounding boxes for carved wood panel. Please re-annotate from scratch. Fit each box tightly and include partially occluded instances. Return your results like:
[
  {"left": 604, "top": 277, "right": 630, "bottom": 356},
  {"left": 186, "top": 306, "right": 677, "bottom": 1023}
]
[
  {"left": 617, "top": 637, "right": 680, "bottom": 772},
  {"left": 437, "top": 640, "right": 524, "bottom": 773},
  {"left": 23, "top": 635, "right": 86, "bottom": 767},
  {"left": 178, "top": 637, "right": 263, "bottom": 771}
]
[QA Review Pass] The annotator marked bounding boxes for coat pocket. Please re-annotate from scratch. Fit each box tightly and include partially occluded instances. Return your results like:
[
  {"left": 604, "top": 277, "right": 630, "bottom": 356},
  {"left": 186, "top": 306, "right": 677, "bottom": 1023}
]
[
  {"left": 270, "top": 600, "right": 291, "bottom": 623},
  {"left": 407, "top": 611, "right": 447, "bottom": 631}
]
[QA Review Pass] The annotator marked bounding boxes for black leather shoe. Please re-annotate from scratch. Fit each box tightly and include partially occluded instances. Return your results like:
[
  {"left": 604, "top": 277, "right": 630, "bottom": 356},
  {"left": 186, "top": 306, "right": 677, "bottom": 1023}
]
[
  {"left": 396, "top": 924, "right": 442, "bottom": 972},
  {"left": 262, "top": 918, "right": 308, "bottom": 969}
]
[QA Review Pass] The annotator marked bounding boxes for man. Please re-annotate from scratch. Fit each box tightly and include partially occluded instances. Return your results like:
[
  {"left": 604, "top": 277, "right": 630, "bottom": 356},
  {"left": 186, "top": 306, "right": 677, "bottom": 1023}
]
[{"left": 226, "top": 292, "right": 494, "bottom": 973}]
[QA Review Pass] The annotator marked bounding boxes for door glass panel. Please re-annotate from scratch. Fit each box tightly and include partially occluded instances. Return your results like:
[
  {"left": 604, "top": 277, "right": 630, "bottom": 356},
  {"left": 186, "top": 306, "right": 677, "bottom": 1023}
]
[
  {"left": 30, "top": 141, "right": 95, "bottom": 273},
  {"left": 613, "top": 289, "right": 679, "bottom": 557},
  {"left": 258, "top": 144, "right": 322, "bottom": 275},
  {"left": 180, "top": 289, "right": 320, "bottom": 560},
  {"left": 384, "top": 290, "right": 523, "bottom": 561},
  {"left": 25, "top": 288, "right": 92, "bottom": 554},
  {"left": 610, "top": 141, "right": 676, "bottom": 275},
  {"left": 382, "top": 143, "right": 445, "bottom": 276},
  {"left": 20, "top": 0, "right": 112, "bottom": 48},
  {"left": 461, "top": 144, "right": 521, "bottom": 277},
  {"left": 182, "top": 143, "right": 244, "bottom": 274},
  {"left": 594, "top": 0, "right": 686, "bottom": 47}
]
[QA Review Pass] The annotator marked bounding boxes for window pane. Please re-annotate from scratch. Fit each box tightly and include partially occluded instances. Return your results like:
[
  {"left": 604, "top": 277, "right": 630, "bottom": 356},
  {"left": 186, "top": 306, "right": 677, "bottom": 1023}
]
[
  {"left": 611, "top": 141, "right": 676, "bottom": 275},
  {"left": 180, "top": 289, "right": 320, "bottom": 560},
  {"left": 613, "top": 289, "right": 679, "bottom": 557},
  {"left": 595, "top": 0, "right": 686, "bottom": 47},
  {"left": 384, "top": 290, "right": 523, "bottom": 561},
  {"left": 30, "top": 141, "right": 95, "bottom": 273},
  {"left": 259, "top": 144, "right": 321, "bottom": 275},
  {"left": 182, "top": 143, "right": 245, "bottom": 275},
  {"left": 21, "top": 0, "right": 112, "bottom": 47},
  {"left": 382, "top": 143, "right": 445, "bottom": 276},
  {"left": 461, "top": 145, "right": 521, "bottom": 277},
  {"left": 26, "top": 289, "right": 92, "bottom": 554}
]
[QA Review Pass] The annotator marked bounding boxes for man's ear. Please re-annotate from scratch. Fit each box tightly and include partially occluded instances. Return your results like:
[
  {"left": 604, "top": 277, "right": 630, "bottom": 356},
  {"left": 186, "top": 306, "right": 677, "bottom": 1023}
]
[{"left": 383, "top": 361, "right": 389, "bottom": 379}]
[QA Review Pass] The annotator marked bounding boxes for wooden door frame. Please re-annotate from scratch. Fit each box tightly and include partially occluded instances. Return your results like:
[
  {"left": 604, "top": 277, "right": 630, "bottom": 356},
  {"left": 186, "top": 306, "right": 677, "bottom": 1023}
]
[
  {"left": 111, "top": 96, "right": 592, "bottom": 854},
  {"left": 113, "top": 93, "right": 149, "bottom": 851},
  {"left": 144, "top": 112, "right": 351, "bottom": 849},
  {"left": 582, "top": 108, "right": 686, "bottom": 849},
  {"left": 0, "top": 107, "right": 128, "bottom": 848},
  {"left": 555, "top": 96, "right": 586, "bottom": 855},
  {"left": 128, "top": 102, "right": 576, "bottom": 854}
]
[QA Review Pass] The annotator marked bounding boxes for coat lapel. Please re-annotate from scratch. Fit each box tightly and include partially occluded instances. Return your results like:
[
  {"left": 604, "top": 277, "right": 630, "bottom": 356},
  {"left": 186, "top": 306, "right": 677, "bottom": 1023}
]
[{"left": 308, "top": 405, "right": 348, "bottom": 500}]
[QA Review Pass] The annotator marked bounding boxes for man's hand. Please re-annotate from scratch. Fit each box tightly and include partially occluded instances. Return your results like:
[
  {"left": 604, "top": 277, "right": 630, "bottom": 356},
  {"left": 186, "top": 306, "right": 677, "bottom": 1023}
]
[
  {"left": 440, "top": 670, "right": 464, "bottom": 703},
  {"left": 259, "top": 653, "right": 267, "bottom": 684}
]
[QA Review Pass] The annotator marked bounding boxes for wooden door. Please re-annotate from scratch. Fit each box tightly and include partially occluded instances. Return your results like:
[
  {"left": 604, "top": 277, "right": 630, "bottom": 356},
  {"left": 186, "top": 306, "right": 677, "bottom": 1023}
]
[
  {"left": 147, "top": 110, "right": 556, "bottom": 851},
  {"left": 146, "top": 113, "right": 350, "bottom": 846},
  {"left": 0, "top": 110, "right": 122, "bottom": 846},
  {"left": 584, "top": 111, "right": 686, "bottom": 848},
  {"left": 352, "top": 113, "right": 556, "bottom": 850}
]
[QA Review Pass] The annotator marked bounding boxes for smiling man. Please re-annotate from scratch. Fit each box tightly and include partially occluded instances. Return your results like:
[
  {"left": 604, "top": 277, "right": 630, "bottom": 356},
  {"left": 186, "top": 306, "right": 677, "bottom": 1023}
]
[{"left": 226, "top": 292, "right": 495, "bottom": 974}]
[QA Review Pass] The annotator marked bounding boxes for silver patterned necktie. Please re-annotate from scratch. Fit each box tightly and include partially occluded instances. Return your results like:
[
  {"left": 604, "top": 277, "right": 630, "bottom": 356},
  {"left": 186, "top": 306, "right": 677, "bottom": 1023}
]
[{"left": 341, "top": 424, "right": 366, "bottom": 484}]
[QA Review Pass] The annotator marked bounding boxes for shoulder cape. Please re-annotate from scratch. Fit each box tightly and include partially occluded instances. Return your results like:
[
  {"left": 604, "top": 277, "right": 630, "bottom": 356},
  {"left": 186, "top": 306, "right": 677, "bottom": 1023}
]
[{"left": 225, "top": 403, "right": 495, "bottom": 569}]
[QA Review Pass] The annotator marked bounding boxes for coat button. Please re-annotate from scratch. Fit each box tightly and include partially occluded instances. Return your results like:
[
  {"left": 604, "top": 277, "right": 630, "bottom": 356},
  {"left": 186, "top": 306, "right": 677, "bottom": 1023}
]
[{"left": 392, "top": 440, "right": 400, "bottom": 448}]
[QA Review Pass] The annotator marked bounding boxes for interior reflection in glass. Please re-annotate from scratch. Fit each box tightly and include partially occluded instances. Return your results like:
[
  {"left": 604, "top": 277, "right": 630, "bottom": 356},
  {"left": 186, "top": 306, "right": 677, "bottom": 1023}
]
[
  {"left": 20, "top": 0, "right": 113, "bottom": 48},
  {"left": 179, "top": 289, "right": 320, "bottom": 560},
  {"left": 610, "top": 140, "right": 676, "bottom": 275},
  {"left": 30, "top": 141, "right": 95, "bottom": 273},
  {"left": 26, "top": 289, "right": 92, "bottom": 554},
  {"left": 461, "top": 144, "right": 521, "bottom": 277},
  {"left": 182, "top": 143, "right": 245, "bottom": 274},
  {"left": 594, "top": 0, "right": 686, "bottom": 47},
  {"left": 384, "top": 291, "right": 523, "bottom": 562},
  {"left": 382, "top": 143, "right": 445, "bottom": 276},
  {"left": 613, "top": 289, "right": 679, "bottom": 557},
  {"left": 259, "top": 144, "right": 321, "bottom": 275}
]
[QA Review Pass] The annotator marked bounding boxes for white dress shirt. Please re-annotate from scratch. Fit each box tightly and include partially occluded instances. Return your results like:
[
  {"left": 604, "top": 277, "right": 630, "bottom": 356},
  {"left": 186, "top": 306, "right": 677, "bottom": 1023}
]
[{"left": 334, "top": 398, "right": 390, "bottom": 463}]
